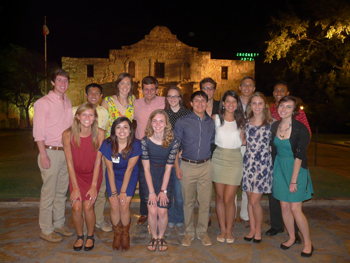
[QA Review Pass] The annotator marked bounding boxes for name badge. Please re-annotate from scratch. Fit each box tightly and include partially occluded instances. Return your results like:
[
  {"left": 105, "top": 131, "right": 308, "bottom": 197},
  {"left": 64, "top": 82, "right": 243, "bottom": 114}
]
[{"left": 112, "top": 156, "right": 120, "bottom": 163}]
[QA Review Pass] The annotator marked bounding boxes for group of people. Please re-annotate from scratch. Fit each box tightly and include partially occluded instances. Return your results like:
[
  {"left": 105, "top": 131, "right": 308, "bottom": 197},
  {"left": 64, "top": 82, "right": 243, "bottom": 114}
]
[{"left": 33, "top": 69, "right": 314, "bottom": 257}]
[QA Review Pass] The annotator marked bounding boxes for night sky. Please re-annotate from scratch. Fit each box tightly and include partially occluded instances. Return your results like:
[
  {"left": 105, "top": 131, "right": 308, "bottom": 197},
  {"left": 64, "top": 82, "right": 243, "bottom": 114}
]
[{"left": 1, "top": 0, "right": 300, "bottom": 92}]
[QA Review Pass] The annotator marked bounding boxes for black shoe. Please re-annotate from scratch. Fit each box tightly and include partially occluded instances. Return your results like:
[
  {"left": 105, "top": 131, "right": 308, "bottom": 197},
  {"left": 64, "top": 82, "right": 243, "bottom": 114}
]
[
  {"left": 244, "top": 236, "right": 253, "bottom": 242},
  {"left": 84, "top": 235, "right": 94, "bottom": 251},
  {"left": 253, "top": 238, "right": 262, "bottom": 243},
  {"left": 301, "top": 245, "right": 314, "bottom": 257},
  {"left": 295, "top": 233, "right": 302, "bottom": 244},
  {"left": 265, "top": 228, "right": 284, "bottom": 236},
  {"left": 280, "top": 240, "right": 297, "bottom": 250},
  {"left": 73, "top": 235, "right": 84, "bottom": 251}
]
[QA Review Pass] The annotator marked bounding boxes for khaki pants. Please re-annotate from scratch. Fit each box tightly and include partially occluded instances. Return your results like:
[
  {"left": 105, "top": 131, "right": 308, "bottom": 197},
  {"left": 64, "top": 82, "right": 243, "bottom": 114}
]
[
  {"left": 180, "top": 160, "right": 212, "bottom": 238},
  {"left": 38, "top": 149, "right": 69, "bottom": 235}
]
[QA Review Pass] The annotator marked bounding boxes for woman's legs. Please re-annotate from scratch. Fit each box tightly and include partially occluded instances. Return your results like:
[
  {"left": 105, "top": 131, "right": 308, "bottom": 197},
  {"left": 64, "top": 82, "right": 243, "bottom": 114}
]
[
  {"left": 280, "top": 201, "right": 295, "bottom": 247},
  {"left": 224, "top": 185, "right": 239, "bottom": 240},
  {"left": 290, "top": 202, "right": 312, "bottom": 253},
  {"left": 72, "top": 200, "right": 84, "bottom": 247},
  {"left": 214, "top": 182, "right": 226, "bottom": 239},
  {"left": 157, "top": 207, "right": 168, "bottom": 251},
  {"left": 246, "top": 192, "right": 263, "bottom": 239},
  {"left": 83, "top": 201, "right": 95, "bottom": 247},
  {"left": 120, "top": 197, "right": 132, "bottom": 225}
]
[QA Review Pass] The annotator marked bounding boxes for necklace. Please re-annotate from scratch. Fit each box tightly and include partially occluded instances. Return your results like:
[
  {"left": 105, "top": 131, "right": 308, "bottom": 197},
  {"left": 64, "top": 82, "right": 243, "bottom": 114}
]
[
  {"left": 278, "top": 123, "right": 292, "bottom": 138},
  {"left": 116, "top": 96, "right": 128, "bottom": 108}
]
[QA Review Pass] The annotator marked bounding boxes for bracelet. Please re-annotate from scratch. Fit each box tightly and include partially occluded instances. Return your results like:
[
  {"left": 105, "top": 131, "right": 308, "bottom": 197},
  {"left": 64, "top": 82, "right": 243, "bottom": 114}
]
[
  {"left": 120, "top": 191, "right": 126, "bottom": 194},
  {"left": 149, "top": 191, "right": 155, "bottom": 195},
  {"left": 111, "top": 191, "right": 118, "bottom": 197},
  {"left": 73, "top": 188, "right": 80, "bottom": 191},
  {"left": 290, "top": 182, "right": 298, "bottom": 184}
]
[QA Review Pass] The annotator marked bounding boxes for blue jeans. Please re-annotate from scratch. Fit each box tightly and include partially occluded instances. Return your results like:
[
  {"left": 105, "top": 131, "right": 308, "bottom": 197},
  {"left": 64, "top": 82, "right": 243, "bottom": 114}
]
[{"left": 168, "top": 160, "right": 184, "bottom": 226}]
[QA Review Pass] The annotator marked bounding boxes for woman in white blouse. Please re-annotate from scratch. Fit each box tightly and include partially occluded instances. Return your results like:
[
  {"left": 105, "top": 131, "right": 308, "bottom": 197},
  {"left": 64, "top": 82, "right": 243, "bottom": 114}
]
[{"left": 212, "top": 90, "right": 245, "bottom": 244}]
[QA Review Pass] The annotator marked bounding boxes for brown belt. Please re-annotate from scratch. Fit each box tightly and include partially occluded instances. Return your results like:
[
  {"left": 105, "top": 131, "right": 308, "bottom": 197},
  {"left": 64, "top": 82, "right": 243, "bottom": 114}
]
[
  {"left": 45, "top": 145, "right": 64, "bottom": 151},
  {"left": 150, "top": 163, "right": 165, "bottom": 167},
  {"left": 182, "top": 157, "right": 210, "bottom": 165}
]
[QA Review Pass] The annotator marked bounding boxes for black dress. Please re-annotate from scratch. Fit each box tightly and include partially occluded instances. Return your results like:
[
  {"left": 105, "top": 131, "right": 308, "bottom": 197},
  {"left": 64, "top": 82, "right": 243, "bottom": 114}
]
[{"left": 139, "top": 137, "right": 179, "bottom": 208}]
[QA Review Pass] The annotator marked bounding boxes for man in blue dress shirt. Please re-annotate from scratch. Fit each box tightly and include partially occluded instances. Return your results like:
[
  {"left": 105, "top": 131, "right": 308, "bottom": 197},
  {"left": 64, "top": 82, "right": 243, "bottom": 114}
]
[{"left": 174, "top": 91, "right": 215, "bottom": 247}]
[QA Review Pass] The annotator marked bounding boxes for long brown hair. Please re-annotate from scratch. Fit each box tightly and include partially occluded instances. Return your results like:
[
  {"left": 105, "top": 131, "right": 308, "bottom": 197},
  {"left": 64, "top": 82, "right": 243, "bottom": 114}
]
[
  {"left": 115, "top": 72, "right": 133, "bottom": 98},
  {"left": 106, "top": 117, "right": 135, "bottom": 160},
  {"left": 245, "top": 92, "right": 272, "bottom": 126},
  {"left": 71, "top": 102, "right": 99, "bottom": 150},
  {"left": 165, "top": 85, "right": 185, "bottom": 110},
  {"left": 145, "top": 109, "right": 174, "bottom": 148}
]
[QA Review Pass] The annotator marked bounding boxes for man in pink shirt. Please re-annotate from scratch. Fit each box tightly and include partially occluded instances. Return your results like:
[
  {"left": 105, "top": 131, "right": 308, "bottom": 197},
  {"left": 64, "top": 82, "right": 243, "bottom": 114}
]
[
  {"left": 134, "top": 76, "right": 165, "bottom": 225},
  {"left": 33, "top": 69, "right": 73, "bottom": 243}
]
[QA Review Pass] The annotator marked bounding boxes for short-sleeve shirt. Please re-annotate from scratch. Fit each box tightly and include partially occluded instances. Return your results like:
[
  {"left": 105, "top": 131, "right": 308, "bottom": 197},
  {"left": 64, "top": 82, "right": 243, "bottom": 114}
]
[{"left": 99, "top": 139, "right": 142, "bottom": 179}]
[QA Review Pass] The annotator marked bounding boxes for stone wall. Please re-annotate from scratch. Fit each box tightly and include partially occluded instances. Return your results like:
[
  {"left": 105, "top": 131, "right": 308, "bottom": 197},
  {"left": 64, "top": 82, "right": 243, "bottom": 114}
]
[{"left": 62, "top": 26, "right": 255, "bottom": 106}]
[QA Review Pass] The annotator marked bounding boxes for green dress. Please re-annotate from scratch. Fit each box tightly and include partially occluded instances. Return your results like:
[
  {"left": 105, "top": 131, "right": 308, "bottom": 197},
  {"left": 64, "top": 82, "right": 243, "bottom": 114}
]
[{"left": 272, "top": 136, "right": 313, "bottom": 202}]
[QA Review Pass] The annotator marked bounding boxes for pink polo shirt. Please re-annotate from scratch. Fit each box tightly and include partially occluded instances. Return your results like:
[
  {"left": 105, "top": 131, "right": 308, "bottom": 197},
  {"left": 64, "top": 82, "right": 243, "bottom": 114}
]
[
  {"left": 134, "top": 96, "right": 165, "bottom": 140},
  {"left": 33, "top": 91, "right": 73, "bottom": 147}
]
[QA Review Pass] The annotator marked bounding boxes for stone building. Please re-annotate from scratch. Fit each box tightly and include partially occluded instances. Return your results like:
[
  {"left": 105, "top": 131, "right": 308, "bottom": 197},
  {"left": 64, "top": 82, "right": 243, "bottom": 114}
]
[{"left": 62, "top": 26, "right": 254, "bottom": 107}]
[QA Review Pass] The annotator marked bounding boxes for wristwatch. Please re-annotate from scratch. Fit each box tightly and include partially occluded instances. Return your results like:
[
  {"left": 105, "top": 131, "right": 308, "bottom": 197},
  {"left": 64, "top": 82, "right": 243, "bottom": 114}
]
[{"left": 160, "top": 189, "right": 167, "bottom": 194}]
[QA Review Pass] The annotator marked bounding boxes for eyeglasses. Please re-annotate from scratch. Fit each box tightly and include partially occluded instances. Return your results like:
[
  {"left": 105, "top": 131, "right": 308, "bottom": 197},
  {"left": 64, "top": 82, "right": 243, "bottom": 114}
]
[
  {"left": 167, "top": 96, "right": 180, "bottom": 100},
  {"left": 202, "top": 87, "right": 214, "bottom": 91}
]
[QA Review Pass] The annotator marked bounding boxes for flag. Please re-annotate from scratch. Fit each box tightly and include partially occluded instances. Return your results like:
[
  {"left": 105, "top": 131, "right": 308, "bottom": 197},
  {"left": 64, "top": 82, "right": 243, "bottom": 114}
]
[{"left": 43, "top": 25, "right": 49, "bottom": 35}]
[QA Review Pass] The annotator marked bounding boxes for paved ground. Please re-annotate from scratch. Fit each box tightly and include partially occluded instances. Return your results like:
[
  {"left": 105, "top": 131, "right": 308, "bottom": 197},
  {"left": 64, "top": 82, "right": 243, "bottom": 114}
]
[{"left": 0, "top": 203, "right": 350, "bottom": 263}]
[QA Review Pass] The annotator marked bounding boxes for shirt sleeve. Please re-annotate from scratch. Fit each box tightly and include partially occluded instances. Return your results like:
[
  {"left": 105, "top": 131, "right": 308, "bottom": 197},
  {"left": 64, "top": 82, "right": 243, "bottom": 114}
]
[
  {"left": 296, "top": 109, "right": 311, "bottom": 134},
  {"left": 140, "top": 137, "right": 149, "bottom": 160},
  {"left": 33, "top": 99, "right": 47, "bottom": 142},
  {"left": 167, "top": 139, "right": 179, "bottom": 165},
  {"left": 99, "top": 140, "right": 112, "bottom": 161}
]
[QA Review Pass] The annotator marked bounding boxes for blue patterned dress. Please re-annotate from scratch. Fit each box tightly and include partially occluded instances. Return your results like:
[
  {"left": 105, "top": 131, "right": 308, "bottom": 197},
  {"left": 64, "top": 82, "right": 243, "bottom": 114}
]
[{"left": 242, "top": 123, "right": 273, "bottom": 194}]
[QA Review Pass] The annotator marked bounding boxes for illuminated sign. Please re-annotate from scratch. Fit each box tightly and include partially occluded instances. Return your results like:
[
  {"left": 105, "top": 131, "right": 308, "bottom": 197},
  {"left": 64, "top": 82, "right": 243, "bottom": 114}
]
[{"left": 236, "top": 53, "right": 259, "bottom": 61}]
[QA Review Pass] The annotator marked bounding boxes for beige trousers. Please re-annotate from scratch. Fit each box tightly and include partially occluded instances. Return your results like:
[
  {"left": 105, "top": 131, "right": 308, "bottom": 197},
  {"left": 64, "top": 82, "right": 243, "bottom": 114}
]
[
  {"left": 180, "top": 160, "right": 212, "bottom": 238},
  {"left": 38, "top": 149, "right": 69, "bottom": 235}
]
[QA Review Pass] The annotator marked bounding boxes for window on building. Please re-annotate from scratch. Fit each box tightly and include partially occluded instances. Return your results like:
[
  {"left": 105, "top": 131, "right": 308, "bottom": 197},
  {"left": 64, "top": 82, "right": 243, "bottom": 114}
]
[
  {"left": 221, "top": 67, "right": 228, "bottom": 79},
  {"left": 154, "top": 62, "right": 165, "bottom": 78},
  {"left": 87, "top": 65, "right": 94, "bottom": 78},
  {"left": 129, "top": 61, "right": 135, "bottom": 78},
  {"left": 183, "top": 62, "right": 191, "bottom": 79}
]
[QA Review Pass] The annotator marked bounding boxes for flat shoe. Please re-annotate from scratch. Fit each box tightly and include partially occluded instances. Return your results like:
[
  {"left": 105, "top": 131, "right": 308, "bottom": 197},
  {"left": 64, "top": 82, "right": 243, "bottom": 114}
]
[
  {"left": 158, "top": 238, "right": 168, "bottom": 251},
  {"left": 147, "top": 238, "right": 157, "bottom": 251},
  {"left": 244, "top": 236, "right": 253, "bottom": 242},
  {"left": 280, "top": 240, "right": 297, "bottom": 250},
  {"left": 217, "top": 236, "right": 225, "bottom": 243},
  {"left": 301, "top": 245, "right": 314, "bottom": 257},
  {"left": 84, "top": 235, "right": 94, "bottom": 251},
  {"left": 253, "top": 238, "right": 262, "bottom": 243},
  {"left": 226, "top": 238, "right": 234, "bottom": 244},
  {"left": 73, "top": 235, "right": 84, "bottom": 251}
]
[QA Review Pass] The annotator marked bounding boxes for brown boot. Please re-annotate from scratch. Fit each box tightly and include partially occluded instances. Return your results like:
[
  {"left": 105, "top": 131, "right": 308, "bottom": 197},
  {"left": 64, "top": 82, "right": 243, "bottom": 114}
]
[
  {"left": 112, "top": 221, "right": 122, "bottom": 251},
  {"left": 121, "top": 221, "right": 131, "bottom": 252}
]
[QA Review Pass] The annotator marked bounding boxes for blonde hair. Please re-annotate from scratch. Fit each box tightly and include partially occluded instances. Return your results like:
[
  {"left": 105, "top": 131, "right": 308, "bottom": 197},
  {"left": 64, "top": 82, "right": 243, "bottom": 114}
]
[
  {"left": 145, "top": 109, "right": 174, "bottom": 148},
  {"left": 246, "top": 92, "right": 272, "bottom": 126},
  {"left": 71, "top": 102, "right": 99, "bottom": 150}
]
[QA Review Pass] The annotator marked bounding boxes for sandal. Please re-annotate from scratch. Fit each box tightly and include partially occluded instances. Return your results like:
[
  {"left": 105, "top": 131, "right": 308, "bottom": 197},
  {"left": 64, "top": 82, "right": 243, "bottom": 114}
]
[
  {"left": 84, "top": 235, "right": 94, "bottom": 251},
  {"left": 147, "top": 238, "right": 157, "bottom": 251},
  {"left": 158, "top": 238, "right": 168, "bottom": 252},
  {"left": 73, "top": 235, "right": 84, "bottom": 251}
]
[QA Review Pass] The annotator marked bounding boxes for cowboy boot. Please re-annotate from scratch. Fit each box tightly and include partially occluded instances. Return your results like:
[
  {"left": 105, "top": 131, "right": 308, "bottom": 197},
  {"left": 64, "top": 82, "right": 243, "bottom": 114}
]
[
  {"left": 121, "top": 221, "right": 131, "bottom": 252},
  {"left": 112, "top": 221, "right": 122, "bottom": 250}
]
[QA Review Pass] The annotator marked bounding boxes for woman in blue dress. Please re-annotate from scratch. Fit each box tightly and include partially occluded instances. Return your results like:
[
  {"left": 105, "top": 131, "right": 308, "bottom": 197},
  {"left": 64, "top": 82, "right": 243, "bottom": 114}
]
[
  {"left": 139, "top": 109, "right": 179, "bottom": 251},
  {"left": 271, "top": 96, "right": 314, "bottom": 257},
  {"left": 242, "top": 92, "right": 273, "bottom": 243},
  {"left": 99, "top": 117, "right": 142, "bottom": 252}
]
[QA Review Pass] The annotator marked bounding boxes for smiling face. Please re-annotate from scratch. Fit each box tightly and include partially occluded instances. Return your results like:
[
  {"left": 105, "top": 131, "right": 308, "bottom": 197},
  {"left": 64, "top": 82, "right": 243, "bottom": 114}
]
[
  {"left": 223, "top": 95, "right": 238, "bottom": 114},
  {"left": 190, "top": 95, "right": 208, "bottom": 116},
  {"left": 251, "top": 96, "right": 265, "bottom": 117},
  {"left": 142, "top": 84, "right": 158, "bottom": 102},
  {"left": 201, "top": 82, "right": 216, "bottom": 100},
  {"left": 278, "top": 100, "right": 295, "bottom": 119},
  {"left": 115, "top": 121, "right": 131, "bottom": 141},
  {"left": 86, "top": 87, "right": 102, "bottom": 106},
  {"left": 51, "top": 75, "right": 69, "bottom": 97},
  {"left": 118, "top": 77, "right": 132, "bottom": 97},
  {"left": 77, "top": 108, "right": 95, "bottom": 129},
  {"left": 239, "top": 79, "right": 255, "bottom": 98},
  {"left": 151, "top": 113, "right": 166, "bottom": 134},
  {"left": 167, "top": 89, "right": 181, "bottom": 108},
  {"left": 273, "top": 84, "right": 290, "bottom": 103}
]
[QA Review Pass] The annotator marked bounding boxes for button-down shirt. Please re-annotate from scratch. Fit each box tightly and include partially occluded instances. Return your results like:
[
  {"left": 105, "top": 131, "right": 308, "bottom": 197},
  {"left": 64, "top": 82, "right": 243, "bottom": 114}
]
[
  {"left": 174, "top": 112, "right": 215, "bottom": 161},
  {"left": 134, "top": 96, "right": 165, "bottom": 140},
  {"left": 72, "top": 104, "right": 108, "bottom": 130},
  {"left": 33, "top": 91, "right": 73, "bottom": 146}
]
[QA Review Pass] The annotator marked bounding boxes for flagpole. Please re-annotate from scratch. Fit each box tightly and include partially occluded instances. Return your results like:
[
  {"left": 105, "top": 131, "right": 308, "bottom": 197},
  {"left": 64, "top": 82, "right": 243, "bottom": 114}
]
[{"left": 44, "top": 16, "right": 47, "bottom": 95}]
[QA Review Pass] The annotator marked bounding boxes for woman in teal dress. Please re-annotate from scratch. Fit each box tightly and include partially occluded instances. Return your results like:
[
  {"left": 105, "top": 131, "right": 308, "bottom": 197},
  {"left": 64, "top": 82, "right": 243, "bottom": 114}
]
[{"left": 271, "top": 96, "right": 314, "bottom": 258}]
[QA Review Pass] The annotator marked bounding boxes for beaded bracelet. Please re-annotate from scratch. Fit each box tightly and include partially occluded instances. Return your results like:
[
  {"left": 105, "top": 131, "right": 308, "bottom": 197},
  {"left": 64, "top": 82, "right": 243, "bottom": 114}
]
[{"left": 149, "top": 191, "right": 155, "bottom": 195}]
